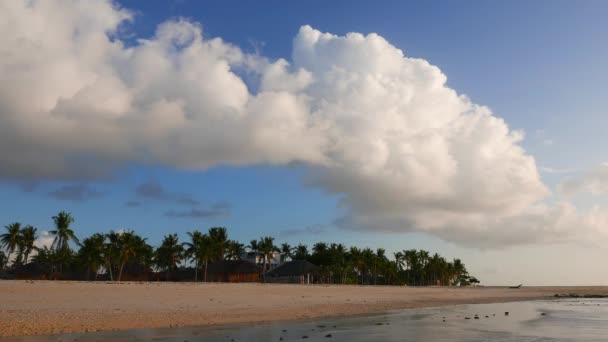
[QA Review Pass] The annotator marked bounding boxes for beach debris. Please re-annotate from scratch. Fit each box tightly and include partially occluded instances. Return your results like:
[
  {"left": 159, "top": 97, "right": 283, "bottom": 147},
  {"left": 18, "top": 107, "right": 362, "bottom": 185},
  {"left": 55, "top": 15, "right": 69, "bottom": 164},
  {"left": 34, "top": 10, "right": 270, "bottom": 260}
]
[
  {"left": 279, "top": 338, "right": 283, "bottom": 341},
  {"left": 317, "top": 325, "right": 326, "bottom": 328},
  {"left": 485, "top": 315, "right": 489, "bottom": 318},
  {"left": 282, "top": 329, "right": 287, "bottom": 332},
  {"left": 505, "top": 312, "right": 509, "bottom": 316},
  {"left": 555, "top": 293, "right": 608, "bottom": 298},
  {"left": 375, "top": 322, "right": 384, "bottom": 325},
  {"left": 474, "top": 315, "right": 479, "bottom": 319},
  {"left": 465, "top": 317, "right": 471, "bottom": 320},
  {"left": 325, "top": 333, "right": 333, "bottom": 338},
  {"left": 302, "top": 335, "right": 309, "bottom": 339},
  {"left": 540, "top": 313, "right": 547, "bottom": 316}
]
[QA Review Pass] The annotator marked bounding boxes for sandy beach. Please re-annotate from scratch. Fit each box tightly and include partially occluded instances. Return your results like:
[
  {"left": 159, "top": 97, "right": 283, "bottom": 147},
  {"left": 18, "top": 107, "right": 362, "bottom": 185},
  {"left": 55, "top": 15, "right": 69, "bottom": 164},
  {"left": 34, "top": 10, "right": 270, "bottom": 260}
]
[{"left": 1, "top": 281, "right": 607, "bottom": 337}]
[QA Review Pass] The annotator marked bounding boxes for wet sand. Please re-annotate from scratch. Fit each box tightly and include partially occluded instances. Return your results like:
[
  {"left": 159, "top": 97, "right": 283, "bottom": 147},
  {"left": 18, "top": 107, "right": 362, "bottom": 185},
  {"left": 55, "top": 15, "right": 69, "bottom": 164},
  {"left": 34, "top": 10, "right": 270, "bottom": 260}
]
[{"left": 1, "top": 281, "right": 607, "bottom": 337}]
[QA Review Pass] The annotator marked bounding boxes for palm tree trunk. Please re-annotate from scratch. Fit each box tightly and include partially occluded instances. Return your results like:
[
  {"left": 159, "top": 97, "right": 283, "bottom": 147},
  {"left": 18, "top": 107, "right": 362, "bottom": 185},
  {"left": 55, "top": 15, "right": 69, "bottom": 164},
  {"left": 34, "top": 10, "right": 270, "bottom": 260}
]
[
  {"left": 118, "top": 261, "right": 125, "bottom": 282},
  {"left": 108, "top": 262, "right": 114, "bottom": 281},
  {"left": 194, "top": 259, "right": 198, "bottom": 282},
  {"left": 204, "top": 259, "right": 208, "bottom": 282},
  {"left": 263, "top": 255, "right": 268, "bottom": 283}
]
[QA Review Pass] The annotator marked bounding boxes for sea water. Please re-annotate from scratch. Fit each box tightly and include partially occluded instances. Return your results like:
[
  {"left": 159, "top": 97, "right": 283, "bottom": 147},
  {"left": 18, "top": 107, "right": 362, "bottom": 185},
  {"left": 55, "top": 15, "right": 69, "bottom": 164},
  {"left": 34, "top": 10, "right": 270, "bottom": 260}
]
[{"left": 12, "top": 299, "right": 608, "bottom": 341}]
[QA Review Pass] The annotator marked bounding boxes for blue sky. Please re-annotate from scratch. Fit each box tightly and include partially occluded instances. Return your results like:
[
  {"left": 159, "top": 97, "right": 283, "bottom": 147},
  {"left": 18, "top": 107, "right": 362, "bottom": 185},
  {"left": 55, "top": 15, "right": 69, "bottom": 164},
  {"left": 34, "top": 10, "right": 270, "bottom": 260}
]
[{"left": 1, "top": 0, "right": 608, "bottom": 284}]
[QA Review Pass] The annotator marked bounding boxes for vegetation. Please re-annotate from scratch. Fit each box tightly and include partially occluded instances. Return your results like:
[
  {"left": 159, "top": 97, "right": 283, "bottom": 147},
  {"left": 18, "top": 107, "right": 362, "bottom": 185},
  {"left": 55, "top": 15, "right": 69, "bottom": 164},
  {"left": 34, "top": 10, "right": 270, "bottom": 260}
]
[{"left": 1, "top": 212, "right": 478, "bottom": 286}]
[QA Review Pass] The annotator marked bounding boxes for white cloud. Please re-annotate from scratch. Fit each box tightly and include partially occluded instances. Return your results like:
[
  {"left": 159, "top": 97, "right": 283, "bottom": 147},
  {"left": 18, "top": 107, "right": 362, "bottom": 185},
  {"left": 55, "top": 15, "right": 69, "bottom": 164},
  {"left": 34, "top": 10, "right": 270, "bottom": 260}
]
[
  {"left": 540, "top": 167, "right": 578, "bottom": 174},
  {"left": 34, "top": 231, "right": 54, "bottom": 250},
  {"left": 1, "top": 1, "right": 606, "bottom": 247}
]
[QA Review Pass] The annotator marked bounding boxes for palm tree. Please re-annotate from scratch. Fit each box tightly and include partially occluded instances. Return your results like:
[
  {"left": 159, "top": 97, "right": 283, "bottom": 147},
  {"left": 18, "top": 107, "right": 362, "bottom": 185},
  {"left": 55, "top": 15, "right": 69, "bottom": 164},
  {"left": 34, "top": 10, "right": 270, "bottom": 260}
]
[
  {"left": 154, "top": 233, "right": 184, "bottom": 281},
  {"left": 292, "top": 244, "right": 309, "bottom": 260},
  {"left": 78, "top": 233, "right": 105, "bottom": 280},
  {"left": 104, "top": 230, "right": 121, "bottom": 281},
  {"left": 280, "top": 243, "right": 292, "bottom": 263},
  {"left": 0, "top": 251, "right": 6, "bottom": 270},
  {"left": 1, "top": 222, "right": 22, "bottom": 267},
  {"left": 183, "top": 230, "right": 204, "bottom": 282},
  {"left": 116, "top": 231, "right": 143, "bottom": 282},
  {"left": 198, "top": 234, "right": 214, "bottom": 282},
  {"left": 226, "top": 240, "right": 245, "bottom": 260},
  {"left": 208, "top": 227, "right": 228, "bottom": 260},
  {"left": 257, "top": 236, "right": 278, "bottom": 282},
  {"left": 50, "top": 211, "right": 78, "bottom": 252},
  {"left": 19, "top": 225, "right": 38, "bottom": 264}
]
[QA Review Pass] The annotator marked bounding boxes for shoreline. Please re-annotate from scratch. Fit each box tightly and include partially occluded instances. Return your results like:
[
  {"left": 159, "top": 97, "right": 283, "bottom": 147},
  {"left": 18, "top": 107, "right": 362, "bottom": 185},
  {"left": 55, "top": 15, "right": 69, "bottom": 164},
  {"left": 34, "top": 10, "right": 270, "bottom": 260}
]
[{"left": 1, "top": 281, "right": 607, "bottom": 337}]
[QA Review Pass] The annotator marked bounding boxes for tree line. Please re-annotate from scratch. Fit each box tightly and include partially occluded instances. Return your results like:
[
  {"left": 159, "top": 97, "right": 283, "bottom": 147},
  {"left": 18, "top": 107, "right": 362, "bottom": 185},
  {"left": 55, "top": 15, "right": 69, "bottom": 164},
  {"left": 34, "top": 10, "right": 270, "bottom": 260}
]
[{"left": 1, "top": 211, "right": 479, "bottom": 286}]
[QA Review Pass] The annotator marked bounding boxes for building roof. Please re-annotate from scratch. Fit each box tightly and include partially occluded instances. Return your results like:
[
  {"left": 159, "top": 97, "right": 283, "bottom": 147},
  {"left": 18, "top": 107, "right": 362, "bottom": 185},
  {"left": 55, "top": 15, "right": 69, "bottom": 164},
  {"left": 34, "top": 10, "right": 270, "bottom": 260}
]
[
  {"left": 207, "top": 260, "right": 262, "bottom": 274},
  {"left": 266, "top": 260, "right": 320, "bottom": 277}
]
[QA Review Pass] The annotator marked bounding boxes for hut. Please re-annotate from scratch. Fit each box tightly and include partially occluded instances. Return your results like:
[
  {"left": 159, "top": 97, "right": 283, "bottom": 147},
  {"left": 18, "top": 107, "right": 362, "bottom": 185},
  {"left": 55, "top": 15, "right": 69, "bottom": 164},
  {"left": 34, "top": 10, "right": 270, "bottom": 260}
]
[
  {"left": 266, "top": 260, "right": 320, "bottom": 284},
  {"left": 206, "top": 260, "right": 262, "bottom": 282}
]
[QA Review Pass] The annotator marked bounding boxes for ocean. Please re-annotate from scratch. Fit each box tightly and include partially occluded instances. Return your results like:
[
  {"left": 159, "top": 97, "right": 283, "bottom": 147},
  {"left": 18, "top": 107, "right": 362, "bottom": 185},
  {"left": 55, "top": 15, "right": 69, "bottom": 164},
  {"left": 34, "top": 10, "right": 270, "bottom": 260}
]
[{"left": 13, "top": 299, "right": 608, "bottom": 341}]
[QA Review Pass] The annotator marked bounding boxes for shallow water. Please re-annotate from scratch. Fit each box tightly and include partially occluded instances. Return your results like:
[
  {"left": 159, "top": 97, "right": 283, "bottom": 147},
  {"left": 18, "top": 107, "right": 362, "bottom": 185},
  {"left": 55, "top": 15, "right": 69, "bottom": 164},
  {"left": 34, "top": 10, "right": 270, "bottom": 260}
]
[{"left": 13, "top": 299, "right": 608, "bottom": 341}]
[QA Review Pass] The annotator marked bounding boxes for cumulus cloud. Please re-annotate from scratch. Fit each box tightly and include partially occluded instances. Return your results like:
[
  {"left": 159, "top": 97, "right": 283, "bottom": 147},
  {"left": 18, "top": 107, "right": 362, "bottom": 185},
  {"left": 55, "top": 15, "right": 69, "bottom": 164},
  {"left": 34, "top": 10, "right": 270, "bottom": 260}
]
[
  {"left": 1, "top": 1, "right": 607, "bottom": 247},
  {"left": 48, "top": 184, "right": 103, "bottom": 202}
]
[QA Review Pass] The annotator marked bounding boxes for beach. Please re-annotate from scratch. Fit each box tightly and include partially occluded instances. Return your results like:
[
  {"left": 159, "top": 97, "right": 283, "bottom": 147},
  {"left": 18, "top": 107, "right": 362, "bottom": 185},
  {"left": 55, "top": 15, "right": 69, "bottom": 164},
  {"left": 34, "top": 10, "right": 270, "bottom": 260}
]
[{"left": 1, "top": 281, "right": 607, "bottom": 337}]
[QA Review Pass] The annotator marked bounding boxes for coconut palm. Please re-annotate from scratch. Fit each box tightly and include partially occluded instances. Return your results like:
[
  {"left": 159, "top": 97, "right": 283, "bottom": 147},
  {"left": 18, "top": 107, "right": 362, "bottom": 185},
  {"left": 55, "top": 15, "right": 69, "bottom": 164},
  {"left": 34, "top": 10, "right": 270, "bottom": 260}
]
[
  {"left": 280, "top": 243, "right": 292, "bottom": 263},
  {"left": 183, "top": 230, "right": 204, "bottom": 282},
  {"left": 198, "top": 234, "right": 214, "bottom": 282},
  {"left": 1, "top": 222, "right": 22, "bottom": 267},
  {"left": 78, "top": 233, "right": 105, "bottom": 280},
  {"left": 0, "top": 251, "right": 6, "bottom": 270},
  {"left": 292, "top": 244, "right": 309, "bottom": 260},
  {"left": 104, "top": 230, "right": 121, "bottom": 281},
  {"left": 225, "top": 240, "right": 245, "bottom": 260},
  {"left": 19, "top": 225, "right": 38, "bottom": 264},
  {"left": 208, "top": 227, "right": 228, "bottom": 260},
  {"left": 50, "top": 211, "right": 78, "bottom": 252},
  {"left": 116, "top": 230, "right": 144, "bottom": 282},
  {"left": 154, "top": 233, "right": 184, "bottom": 280},
  {"left": 257, "top": 236, "right": 278, "bottom": 282}
]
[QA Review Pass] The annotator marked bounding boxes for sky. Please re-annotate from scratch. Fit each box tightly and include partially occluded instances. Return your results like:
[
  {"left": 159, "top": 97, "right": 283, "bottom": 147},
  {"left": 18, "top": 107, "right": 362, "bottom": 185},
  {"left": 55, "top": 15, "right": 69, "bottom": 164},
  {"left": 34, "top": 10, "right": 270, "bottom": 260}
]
[{"left": 1, "top": 0, "right": 608, "bottom": 285}]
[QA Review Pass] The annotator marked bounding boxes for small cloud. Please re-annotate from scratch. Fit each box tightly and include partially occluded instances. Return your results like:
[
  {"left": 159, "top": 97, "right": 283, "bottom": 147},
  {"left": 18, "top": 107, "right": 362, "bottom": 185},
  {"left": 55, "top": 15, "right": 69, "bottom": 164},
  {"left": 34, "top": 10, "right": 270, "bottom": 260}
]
[
  {"left": 541, "top": 139, "right": 554, "bottom": 147},
  {"left": 277, "top": 224, "right": 327, "bottom": 237},
  {"left": 125, "top": 200, "right": 141, "bottom": 207},
  {"left": 535, "top": 129, "right": 555, "bottom": 147},
  {"left": 540, "top": 166, "right": 578, "bottom": 174},
  {"left": 557, "top": 163, "right": 608, "bottom": 196},
  {"left": 134, "top": 179, "right": 200, "bottom": 206},
  {"left": 135, "top": 179, "right": 168, "bottom": 199},
  {"left": 48, "top": 184, "right": 102, "bottom": 202},
  {"left": 164, "top": 202, "right": 231, "bottom": 219},
  {"left": 19, "top": 180, "right": 39, "bottom": 192},
  {"left": 175, "top": 194, "right": 200, "bottom": 206}
]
